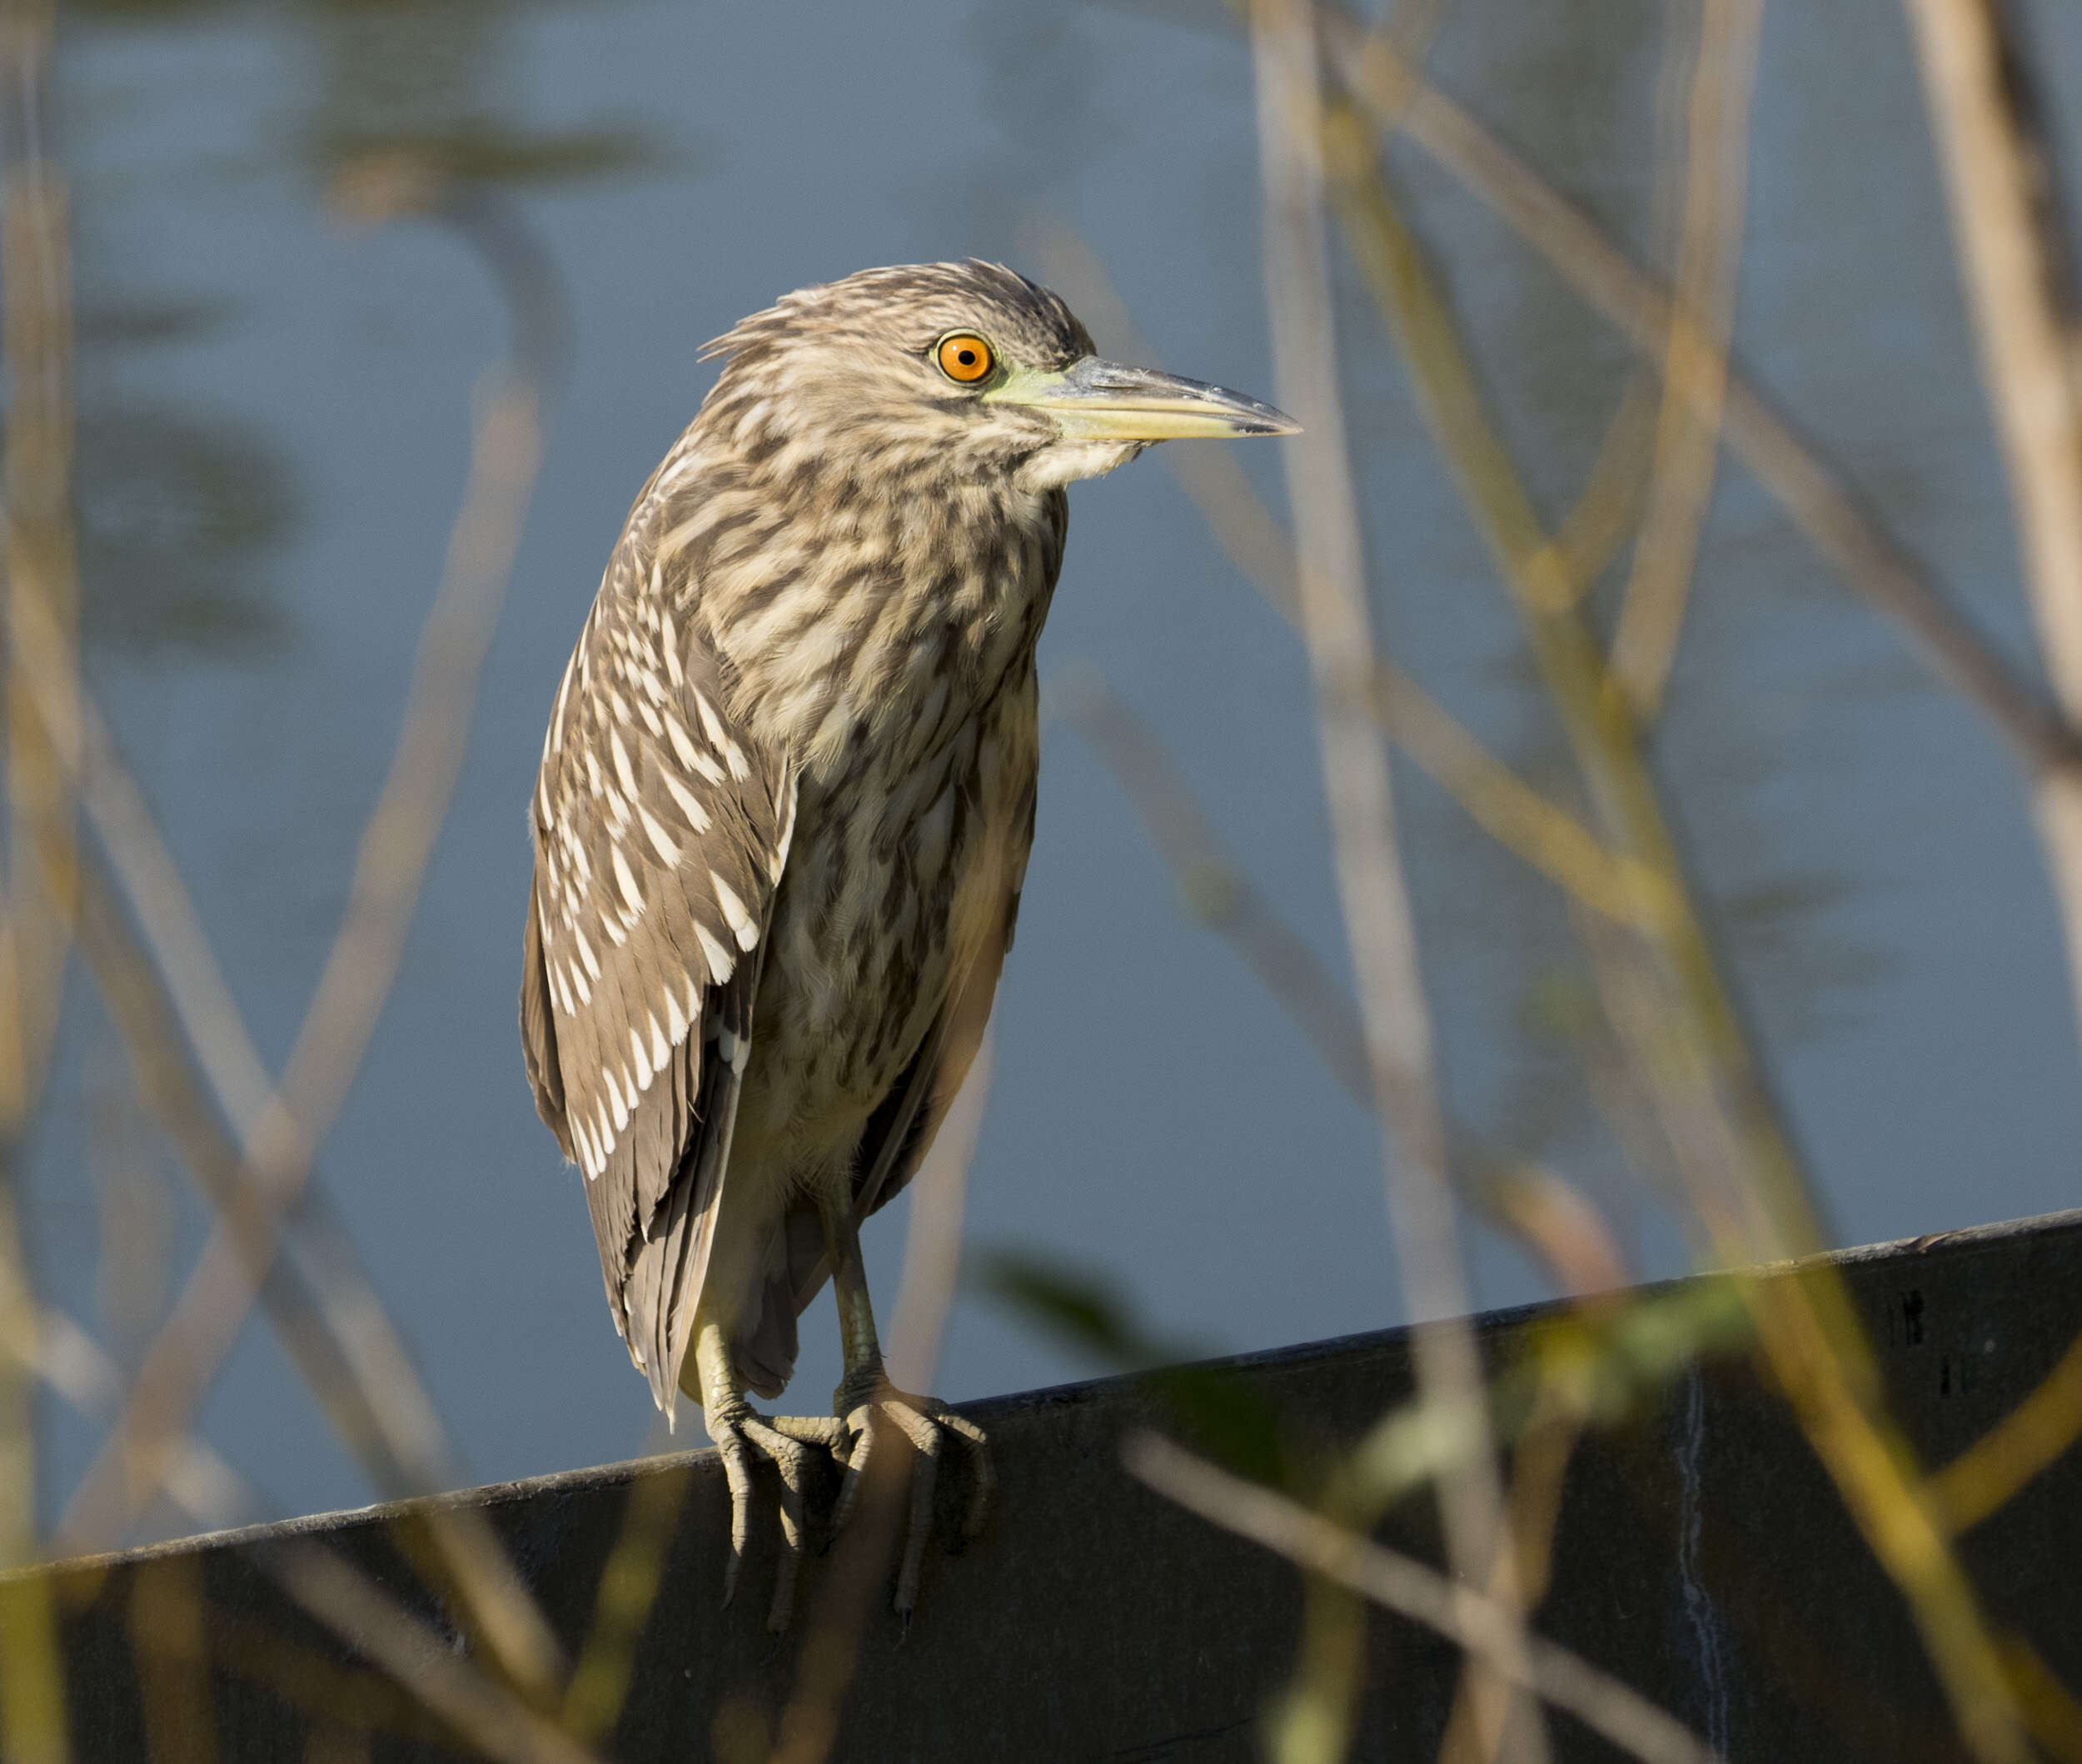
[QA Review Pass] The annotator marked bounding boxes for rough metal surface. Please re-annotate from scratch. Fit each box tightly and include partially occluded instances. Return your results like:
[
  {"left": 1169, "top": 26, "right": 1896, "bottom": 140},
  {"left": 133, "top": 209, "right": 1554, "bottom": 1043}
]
[{"left": 35, "top": 1207, "right": 2082, "bottom": 1761}]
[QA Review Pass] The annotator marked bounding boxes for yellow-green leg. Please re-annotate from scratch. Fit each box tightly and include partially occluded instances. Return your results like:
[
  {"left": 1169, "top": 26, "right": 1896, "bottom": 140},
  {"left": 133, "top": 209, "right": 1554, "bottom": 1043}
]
[
  {"left": 817, "top": 1192, "right": 993, "bottom": 1618},
  {"left": 693, "top": 1193, "right": 992, "bottom": 1631}
]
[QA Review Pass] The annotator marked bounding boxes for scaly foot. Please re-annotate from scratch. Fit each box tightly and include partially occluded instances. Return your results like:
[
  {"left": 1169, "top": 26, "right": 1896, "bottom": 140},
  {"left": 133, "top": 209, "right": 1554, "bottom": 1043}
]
[
  {"left": 707, "top": 1388, "right": 990, "bottom": 1630},
  {"left": 824, "top": 1368, "right": 994, "bottom": 1621},
  {"left": 707, "top": 1402, "right": 826, "bottom": 1632}
]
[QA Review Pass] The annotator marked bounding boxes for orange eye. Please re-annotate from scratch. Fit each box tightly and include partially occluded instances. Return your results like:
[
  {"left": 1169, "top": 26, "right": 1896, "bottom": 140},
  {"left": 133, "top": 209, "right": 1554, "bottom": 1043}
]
[{"left": 936, "top": 333, "right": 994, "bottom": 383}]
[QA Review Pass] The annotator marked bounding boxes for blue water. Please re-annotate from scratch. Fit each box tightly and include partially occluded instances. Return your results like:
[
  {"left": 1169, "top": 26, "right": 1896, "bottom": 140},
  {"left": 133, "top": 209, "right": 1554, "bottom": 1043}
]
[{"left": 37, "top": 0, "right": 2082, "bottom": 1527}]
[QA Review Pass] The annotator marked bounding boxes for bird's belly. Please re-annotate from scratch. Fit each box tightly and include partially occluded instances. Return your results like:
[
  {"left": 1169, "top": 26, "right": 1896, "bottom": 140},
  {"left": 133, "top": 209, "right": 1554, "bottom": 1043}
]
[{"left": 732, "top": 695, "right": 1036, "bottom": 1185}]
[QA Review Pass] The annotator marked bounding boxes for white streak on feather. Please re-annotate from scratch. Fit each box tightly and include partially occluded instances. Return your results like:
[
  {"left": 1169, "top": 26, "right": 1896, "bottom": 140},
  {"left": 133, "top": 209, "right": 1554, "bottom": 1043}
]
[
  {"left": 772, "top": 767, "right": 799, "bottom": 883},
  {"left": 661, "top": 771, "right": 711, "bottom": 834},
  {"left": 690, "top": 689, "right": 729, "bottom": 750},
  {"left": 663, "top": 710, "right": 723, "bottom": 784},
  {"left": 609, "top": 728, "right": 640, "bottom": 800},
  {"left": 648, "top": 1012, "right": 670, "bottom": 1068},
  {"left": 712, "top": 872, "right": 759, "bottom": 950},
  {"left": 693, "top": 921, "right": 735, "bottom": 983},
  {"left": 660, "top": 610, "right": 684, "bottom": 685},
  {"left": 612, "top": 845, "right": 645, "bottom": 917},
  {"left": 637, "top": 804, "right": 681, "bottom": 865}
]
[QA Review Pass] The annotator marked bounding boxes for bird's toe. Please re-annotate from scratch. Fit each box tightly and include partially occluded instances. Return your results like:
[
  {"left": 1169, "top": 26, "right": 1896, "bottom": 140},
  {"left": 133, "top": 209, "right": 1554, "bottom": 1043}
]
[
  {"left": 824, "top": 1384, "right": 992, "bottom": 1617},
  {"left": 713, "top": 1408, "right": 839, "bottom": 1632}
]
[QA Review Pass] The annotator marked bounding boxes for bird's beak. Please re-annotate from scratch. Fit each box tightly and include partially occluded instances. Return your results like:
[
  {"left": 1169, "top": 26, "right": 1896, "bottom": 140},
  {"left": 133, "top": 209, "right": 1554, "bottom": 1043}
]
[{"left": 987, "top": 356, "right": 1300, "bottom": 441}]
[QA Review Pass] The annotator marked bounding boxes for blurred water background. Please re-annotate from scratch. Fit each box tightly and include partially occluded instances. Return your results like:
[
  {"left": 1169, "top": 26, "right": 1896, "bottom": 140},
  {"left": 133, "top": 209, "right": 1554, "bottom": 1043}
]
[{"left": 37, "top": 0, "right": 2082, "bottom": 1530}]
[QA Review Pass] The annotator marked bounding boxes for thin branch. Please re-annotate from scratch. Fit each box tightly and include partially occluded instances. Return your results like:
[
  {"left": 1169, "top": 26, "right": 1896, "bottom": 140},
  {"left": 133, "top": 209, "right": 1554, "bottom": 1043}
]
[
  {"left": 1898, "top": 0, "right": 2082, "bottom": 1101},
  {"left": 1374, "top": 660, "right": 1676, "bottom": 931},
  {"left": 886, "top": 1029, "right": 994, "bottom": 1396},
  {"left": 0, "top": 1299, "right": 600, "bottom": 1764},
  {"left": 1608, "top": 0, "right": 1762, "bottom": 720},
  {"left": 760, "top": 1017, "right": 1000, "bottom": 1764},
  {"left": 1251, "top": 9, "right": 1549, "bottom": 1761},
  {"left": 1058, "top": 667, "right": 1372, "bottom": 1101},
  {"left": 1028, "top": 225, "right": 1676, "bottom": 939},
  {"left": 61, "top": 169, "right": 563, "bottom": 1558},
  {"left": 1125, "top": 1431, "right": 1724, "bottom": 1764},
  {"left": 1930, "top": 1320, "right": 2082, "bottom": 1532},
  {"left": 0, "top": 0, "right": 75, "bottom": 1130},
  {"left": 1334, "top": 141, "right": 2033, "bottom": 1763},
  {"left": 0, "top": 1, "right": 79, "bottom": 1751},
  {"left": 1063, "top": 666, "right": 1631, "bottom": 1304},
  {"left": 1319, "top": 12, "right": 2082, "bottom": 788},
  {"left": 29, "top": 172, "right": 570, "bottom": 1702},
  {"left": 57, "top": 845, "right": 570, "bottom": 1707},
  {"left": 556, "top": 1459, "right": 694, "bottom": 1747}
]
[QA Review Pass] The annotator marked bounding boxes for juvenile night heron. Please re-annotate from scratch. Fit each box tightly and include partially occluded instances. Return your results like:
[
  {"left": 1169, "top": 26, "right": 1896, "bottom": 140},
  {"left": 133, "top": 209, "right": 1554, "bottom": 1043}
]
[{"left": 520, "top": 261, "right": 1295, "bottom": 1625}]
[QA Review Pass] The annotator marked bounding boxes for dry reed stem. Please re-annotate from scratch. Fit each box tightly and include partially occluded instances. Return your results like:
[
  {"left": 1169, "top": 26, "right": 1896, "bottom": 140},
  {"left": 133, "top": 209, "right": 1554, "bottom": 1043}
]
[
  {"left": 750, "top": 1024, "right": 997, "bottom": 1764},
  {"left": 0, "top": 0, "right": 74, "bottom": 1132},
  {"left": 1930, "top": 1318, "right": 2082, "bottom": 1532},
  {"left": 57, "top": 836, "right": 572, "bottom": 1709},
  {"left": 557, "top": 1460, "right": 695, "bottom": 1746},
  {"left": 886, "top": 1029, "right": 994, "bottom": 1396},
  {"left": 1320, "top": 14, "right": 2082, "bottom": 788},
  {"left": 1252, "top": 8, "right": 1548, "bottom": 1761},
  {"left": 1332, "top": 141, "right": 2033, "bottom": 1762},
  {"left": 0, "top": 1164, "right": 66, "bottom": 1764},
  {"left": 1046, "top": 202, "right": 2037, "bottom": 1754},
  {"left": 1899, "top": 0, "right": 2082, "bottom": 1119},
  {"left": 1327, "top": 8, "right": 2082, "bottom": 1079},
  {"left": 254, "top": 1538, "right": 598, "bottom": 1764},
  {"left": 0, "top": 1298, "right": 600, "bottom": 1764},
  {"left": 1062, "top": 666, "right": 1631, "bottom": 1295},
  {"left": 1126, "top": 1431, "right": 1724, "bottom": 1764},
  {"left": 0, "top": 3, "right": 81, "bottom": 1752},
  {"left": 1608, "top": 0, "right": 1761, "bottom": 721},
  {"left": 1027, "top": 223, "right": 1670, "bottom": 941},
  {"left": 577, "top": 1037, "right": 994, "bottom": 1757},
  {"left": 128, "top": 1554, "right": 217, "bottom": 1764},
  {"left": 1374, "top": 660, "right": 1677, "bottom": 929},
  {"left": 1434, "top": 1357, "right": 1596, "bottom": 1764},
  {"left": 1553, "top": 372, "right": 1661, "bottom": 608},
  {"left": 0, "top": 1291, "right": 242, "bottom": 1528},
  {"left": 36, "top": 179, "right": 570, "bottom": 1701},
  {"left": 1058, "top": 668, "right": 1373, "bottom": 1100}
]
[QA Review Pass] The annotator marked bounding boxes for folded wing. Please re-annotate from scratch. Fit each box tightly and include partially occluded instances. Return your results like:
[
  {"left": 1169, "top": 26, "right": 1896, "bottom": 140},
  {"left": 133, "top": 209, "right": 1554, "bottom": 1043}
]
[{"left": 520, "top": 548, "right": 796, "bottom": 1421}]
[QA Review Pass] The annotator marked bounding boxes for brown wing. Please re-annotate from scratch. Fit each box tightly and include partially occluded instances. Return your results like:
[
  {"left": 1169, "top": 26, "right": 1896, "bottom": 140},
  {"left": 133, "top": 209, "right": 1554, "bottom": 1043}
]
[{"left": 520, "top": 545, "right": 796, "bottom": 1422}]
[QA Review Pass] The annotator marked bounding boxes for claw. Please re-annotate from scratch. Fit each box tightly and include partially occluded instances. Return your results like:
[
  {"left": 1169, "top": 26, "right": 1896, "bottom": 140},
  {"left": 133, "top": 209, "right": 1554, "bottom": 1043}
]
[
  {"left": 824, "top": 1384, "right": 994, "bottom": 1619},
  {"left": 707, "top": 1388, "right": 990, "bottom": 1628},
  {"left": 710, "top": 1408, "right": 824, "bottom": 1631}
]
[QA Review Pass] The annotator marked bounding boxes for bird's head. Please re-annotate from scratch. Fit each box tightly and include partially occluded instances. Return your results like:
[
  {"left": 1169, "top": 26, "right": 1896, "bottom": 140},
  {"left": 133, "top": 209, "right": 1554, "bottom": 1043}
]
[{"left": 699, "top": 261, "right": 1298, "bottom": 498}]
